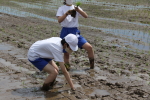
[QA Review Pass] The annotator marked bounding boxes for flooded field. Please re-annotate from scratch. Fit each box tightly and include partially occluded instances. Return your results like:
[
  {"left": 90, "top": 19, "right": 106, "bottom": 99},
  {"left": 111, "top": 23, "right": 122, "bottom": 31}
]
[{"left": 0, "top": 0, "right": 150, "bottom": 100}]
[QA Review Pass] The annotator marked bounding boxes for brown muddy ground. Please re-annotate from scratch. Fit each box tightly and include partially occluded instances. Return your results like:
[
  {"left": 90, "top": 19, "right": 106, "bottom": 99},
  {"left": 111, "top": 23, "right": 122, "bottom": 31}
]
[{"left": 0, "top": 12, "right": 150, "bottom": 100}]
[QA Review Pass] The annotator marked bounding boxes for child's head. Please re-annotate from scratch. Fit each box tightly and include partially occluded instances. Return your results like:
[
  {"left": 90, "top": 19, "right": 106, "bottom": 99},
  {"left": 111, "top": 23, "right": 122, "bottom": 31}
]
[
  {"left": 61, "top": 34, "right": 78, "bottom": 51},
  {"left": 63, "top": 0, "right": 74, "bottom": 5}
]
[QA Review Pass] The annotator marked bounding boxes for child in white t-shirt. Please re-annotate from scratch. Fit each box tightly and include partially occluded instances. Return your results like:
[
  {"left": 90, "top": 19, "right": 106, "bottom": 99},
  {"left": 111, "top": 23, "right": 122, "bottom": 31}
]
[
  {"left": 28, "top": 34, "right": 78, "bottom": 91},
  {"left": 56, "top": 0, "right": 94, "bottom": 69}
]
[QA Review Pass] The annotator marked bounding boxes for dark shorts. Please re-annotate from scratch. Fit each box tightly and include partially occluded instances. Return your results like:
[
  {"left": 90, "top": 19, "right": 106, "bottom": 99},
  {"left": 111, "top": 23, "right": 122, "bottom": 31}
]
[
  {"left": 60, "top": 27, "right": 87, "bottom": 49},
  {"left": 29, "top": 58, "right": 52, "bottom": 71}
]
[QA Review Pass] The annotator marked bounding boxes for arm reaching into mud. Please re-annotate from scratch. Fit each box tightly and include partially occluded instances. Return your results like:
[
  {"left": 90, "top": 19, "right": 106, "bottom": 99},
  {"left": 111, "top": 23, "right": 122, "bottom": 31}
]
[{"left": 59, "top": 62, "right": 75, "bottom": 90}]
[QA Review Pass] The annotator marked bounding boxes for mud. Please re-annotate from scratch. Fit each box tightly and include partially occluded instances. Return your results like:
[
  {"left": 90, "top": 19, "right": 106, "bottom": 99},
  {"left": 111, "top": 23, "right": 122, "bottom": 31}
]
[{"left": 0, "top": 0, "right": 150, "bottom": 100}]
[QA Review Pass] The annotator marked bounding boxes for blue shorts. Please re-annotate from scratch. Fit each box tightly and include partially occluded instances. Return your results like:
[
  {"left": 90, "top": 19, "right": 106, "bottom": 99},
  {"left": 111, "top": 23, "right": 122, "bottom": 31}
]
[
  {"left": 60, "top": 27, "right": 87, "bottom": 49},
  {"left": 29, "top": 58, "right": 52, "bottom": 71}
]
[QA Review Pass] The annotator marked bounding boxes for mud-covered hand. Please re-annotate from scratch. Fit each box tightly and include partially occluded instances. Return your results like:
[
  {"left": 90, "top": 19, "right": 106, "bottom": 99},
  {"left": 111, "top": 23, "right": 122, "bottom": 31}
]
[
  {"left": 71, "top": 88, "right": 76, "bottom": 91},
  {"left": 74, "top": 6, "right": 79, "bottom": 11},
  {"left": 64, "top": 63, "right": 71, "bottom": 71},
  {"left": 67, "top": 10, "right": 76, "bottom": 18}
]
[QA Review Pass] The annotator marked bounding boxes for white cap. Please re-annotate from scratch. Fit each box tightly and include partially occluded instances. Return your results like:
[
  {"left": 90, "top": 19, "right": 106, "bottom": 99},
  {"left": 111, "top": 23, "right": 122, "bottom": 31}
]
[{"left": 64, "top": 34, "right": 78, "bottom": 51}]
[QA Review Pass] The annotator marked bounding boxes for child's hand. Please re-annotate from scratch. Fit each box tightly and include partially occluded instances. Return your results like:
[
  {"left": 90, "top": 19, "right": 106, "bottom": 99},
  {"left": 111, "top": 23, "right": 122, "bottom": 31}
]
[
  {"left": 74, "top": 6, "right": 79, "bottom": 11},
  {"left": 67, "top": 10, "right": 76, "bottom": 18},
  {"left": 71, "top": 88, "right": 76, "bottom": 91}
]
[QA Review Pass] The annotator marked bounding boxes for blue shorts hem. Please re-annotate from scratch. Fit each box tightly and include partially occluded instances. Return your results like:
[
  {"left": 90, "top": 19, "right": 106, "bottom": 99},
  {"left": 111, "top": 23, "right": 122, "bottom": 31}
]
[{"left": 29, "top": 58, "right": 52, "bottom": 71}]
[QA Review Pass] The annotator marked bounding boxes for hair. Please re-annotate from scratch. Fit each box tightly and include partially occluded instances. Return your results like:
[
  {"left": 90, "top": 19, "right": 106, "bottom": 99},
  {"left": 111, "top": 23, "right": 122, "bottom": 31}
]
[
  {"left": 61, "top": 39, "right": 69, "bottom": 47},
  {"left": 63, "top": 1, "right": 66, "bottom": 5}
]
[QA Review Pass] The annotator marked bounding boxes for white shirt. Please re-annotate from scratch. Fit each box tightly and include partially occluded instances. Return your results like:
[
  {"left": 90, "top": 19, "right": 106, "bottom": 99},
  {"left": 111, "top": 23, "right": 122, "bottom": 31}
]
[
  {"left": 56, "top": 5, "right": 82, "bottom": 27},
  {"left": 27, "top": 37, "right": 64, "bottom": 62}
]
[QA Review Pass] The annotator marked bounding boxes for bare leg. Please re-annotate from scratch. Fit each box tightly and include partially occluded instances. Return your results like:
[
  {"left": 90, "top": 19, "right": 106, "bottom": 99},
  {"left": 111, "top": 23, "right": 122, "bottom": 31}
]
[
  {"left": 82, "top": 42, "right": 95, "bottom": 69},
  {"left": 41, "top": 60, "right": 58, "bottom": 91}
]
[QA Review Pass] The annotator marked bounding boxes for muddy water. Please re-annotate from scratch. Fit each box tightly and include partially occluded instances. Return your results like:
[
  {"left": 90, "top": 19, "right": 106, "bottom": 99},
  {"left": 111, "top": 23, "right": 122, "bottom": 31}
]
[{"left": 0, "top": 0, "right": 150, "bottom": 100}]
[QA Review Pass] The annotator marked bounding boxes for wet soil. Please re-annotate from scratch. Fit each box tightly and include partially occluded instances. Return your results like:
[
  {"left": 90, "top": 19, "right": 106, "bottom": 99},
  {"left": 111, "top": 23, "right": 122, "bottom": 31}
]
[{"left": 0, "top": 4, "right": 150, "bottom": 100}]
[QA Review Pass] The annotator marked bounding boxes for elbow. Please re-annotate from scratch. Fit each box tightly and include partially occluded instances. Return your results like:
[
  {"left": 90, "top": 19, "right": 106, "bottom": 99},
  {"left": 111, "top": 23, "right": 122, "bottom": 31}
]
[
  {"left": 84, "top": 15, "right": 88, "bottom": 18},
  {"left": 85, "top": 16, "right": 88, "bottom": 18},
  {"left": 57, "top": 17, "right": 61, "bottom": 23},
  {"left": 58, "top": 20, "right": 61, "bottom": 23}
]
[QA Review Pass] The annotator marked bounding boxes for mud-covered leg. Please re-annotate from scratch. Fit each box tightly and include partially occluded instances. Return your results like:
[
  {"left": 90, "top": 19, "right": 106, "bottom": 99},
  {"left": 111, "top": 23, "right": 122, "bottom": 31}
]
[
  {"left": 41, "top": 83, "right": 50, "bottom": 91},
  {"left": 41, "top": 79, "right": 56, "bottom": 91},
  {"left": 89, "top": 58, "right": 94, "bottom": 69}
]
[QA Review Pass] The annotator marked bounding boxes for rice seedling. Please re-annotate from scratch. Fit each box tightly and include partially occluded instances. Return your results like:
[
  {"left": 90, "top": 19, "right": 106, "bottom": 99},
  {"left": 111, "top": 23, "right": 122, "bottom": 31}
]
[
  {"left": 136, "top": 66, "right": 139, "bottom": 68},
  {"left": 117, "top": 69, "right": 121, "bottom": 76},
  {"left": 76, "top": 1, "right": 81, "bottom": 7},
  {"left": 22, "top": 80, "right": 26, "bottom": 88},
  {"left": 146, "top": 63, "right": 149, "bottom": 66}
]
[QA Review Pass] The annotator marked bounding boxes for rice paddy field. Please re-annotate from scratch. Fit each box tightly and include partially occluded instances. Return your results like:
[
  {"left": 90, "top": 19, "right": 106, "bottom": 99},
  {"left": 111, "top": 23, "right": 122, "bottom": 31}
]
[{"left": 0, "top": 0, "right": 150, "bottom": 100}]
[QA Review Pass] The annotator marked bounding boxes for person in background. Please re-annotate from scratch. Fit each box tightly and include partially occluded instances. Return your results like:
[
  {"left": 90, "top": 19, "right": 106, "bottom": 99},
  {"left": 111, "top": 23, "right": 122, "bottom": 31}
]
[
  {"left": 27, "top": 34, "right": 78, "bottom": 91},
  {"left": 56, "top": 0, "right": 95, "bottom": 69}
]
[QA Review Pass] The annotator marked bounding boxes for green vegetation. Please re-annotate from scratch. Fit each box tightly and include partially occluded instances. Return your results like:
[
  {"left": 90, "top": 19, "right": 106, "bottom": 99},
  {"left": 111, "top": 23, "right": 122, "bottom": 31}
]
[{"left": 76, "top": 1, "right": 81, "bottom": 6}]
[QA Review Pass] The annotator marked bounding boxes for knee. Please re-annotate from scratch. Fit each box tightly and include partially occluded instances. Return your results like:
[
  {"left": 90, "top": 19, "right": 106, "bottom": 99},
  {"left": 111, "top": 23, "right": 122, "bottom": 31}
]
[
  {"left": 52, "top": 69, "right": 59, "bottom": 76},
  {"left": 86, "top": 45, "right": 93, "bottom": 52}
]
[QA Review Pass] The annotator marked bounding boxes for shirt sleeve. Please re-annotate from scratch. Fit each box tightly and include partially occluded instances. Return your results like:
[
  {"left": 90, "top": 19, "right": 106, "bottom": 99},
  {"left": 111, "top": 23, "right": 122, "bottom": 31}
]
[{"left": 56, "top": 7, "right": 63, "bottom": 17}]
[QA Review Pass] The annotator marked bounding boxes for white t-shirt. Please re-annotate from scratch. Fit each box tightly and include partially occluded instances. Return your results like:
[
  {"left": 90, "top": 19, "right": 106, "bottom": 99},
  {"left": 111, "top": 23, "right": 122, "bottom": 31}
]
[
  {"left": 27, "top": 37, "right": 64, "bottom": 62},
  {"left": 56, "top": 5, "right": 82, "bottom": 27}
]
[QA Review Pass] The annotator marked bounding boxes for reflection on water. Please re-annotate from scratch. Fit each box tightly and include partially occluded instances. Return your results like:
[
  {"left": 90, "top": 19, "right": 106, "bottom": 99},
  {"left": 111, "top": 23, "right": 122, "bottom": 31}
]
[
  {"left": 0, "top": 43, "right": 13, "bottom": 50},
  {"left": 90, "top": 16, "right": 150, "bottom": 27},
  {"left": 86, "top": 88, "right": 110, "bottom": 97},
  {"left": 0, "top": 58, "right": 35, "bottom": 74},
  {"left": 10, "top": 1, "right": 58, "bottom": 11},
  {"left": 69, "top": 68, "right": 87, "bottom": 74},
  {"left": 80, "top": 24, "right": 150, "bottom": 51},
  {"left": 0, "top": 73, "right": 22, "bottom": 91},
  {"left": 0, "top": 6, "right": 57, "bottom": 22}
]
